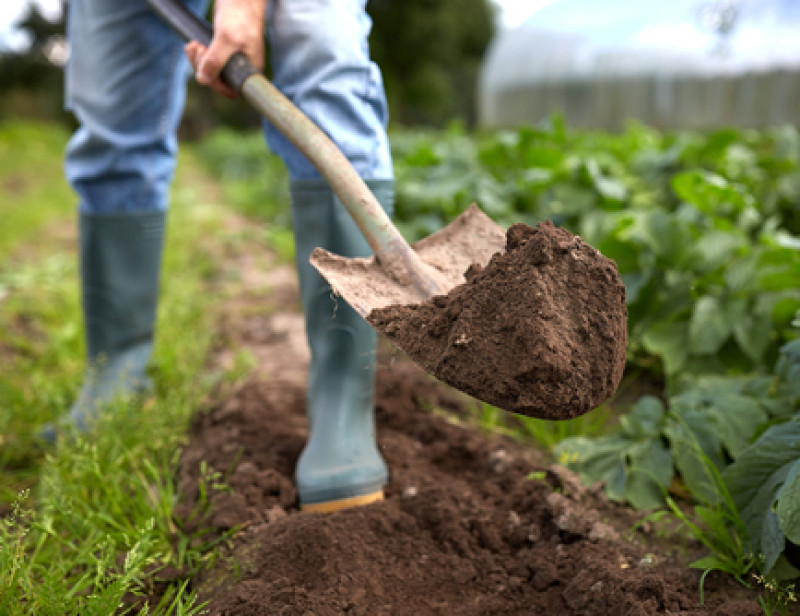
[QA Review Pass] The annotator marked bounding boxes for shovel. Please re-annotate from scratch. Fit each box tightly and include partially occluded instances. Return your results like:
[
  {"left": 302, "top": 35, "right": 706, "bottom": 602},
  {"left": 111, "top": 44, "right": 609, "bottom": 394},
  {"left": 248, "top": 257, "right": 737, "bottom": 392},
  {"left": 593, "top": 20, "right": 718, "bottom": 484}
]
[
  {"left": 147, "top": 0, "right": 629, "bottom": 421},
  {"left": 146, "top": 0, "right": 507, "bottom": 318}
]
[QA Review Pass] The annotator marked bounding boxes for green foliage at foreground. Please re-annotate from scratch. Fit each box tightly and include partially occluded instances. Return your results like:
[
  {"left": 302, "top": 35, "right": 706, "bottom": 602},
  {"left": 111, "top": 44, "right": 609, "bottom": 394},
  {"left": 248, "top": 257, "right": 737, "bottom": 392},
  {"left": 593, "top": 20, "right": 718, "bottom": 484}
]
[
  {"left": 0, "top": 121, "right": 245, "bottom": 614},
  {"left": 558, "top": 321, "right": 800, "bottom": 578},
  {"left": 385, "top": 119, "right": 800, "bottom": 584}
]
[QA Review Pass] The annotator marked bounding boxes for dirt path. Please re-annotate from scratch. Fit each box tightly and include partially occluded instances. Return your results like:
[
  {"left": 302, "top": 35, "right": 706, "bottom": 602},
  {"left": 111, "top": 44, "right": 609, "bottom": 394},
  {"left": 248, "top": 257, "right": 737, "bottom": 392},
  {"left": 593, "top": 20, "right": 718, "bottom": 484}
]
[{"left": 162, "top": 215, "right": 761, "bottom": 615}]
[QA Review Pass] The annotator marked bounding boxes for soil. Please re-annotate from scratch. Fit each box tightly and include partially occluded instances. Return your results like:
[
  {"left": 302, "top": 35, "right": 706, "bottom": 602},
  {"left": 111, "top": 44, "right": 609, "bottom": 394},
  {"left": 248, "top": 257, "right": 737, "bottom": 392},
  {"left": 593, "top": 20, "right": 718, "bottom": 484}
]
[
  {"left": 369, "top": 221, "right": 628, "bottom": 420},
  {"left": 150, "top": 222, "right": 761, "bottom": 615},
  {"left": 173, "top": 362, "right": 762, "bottom": 616}
]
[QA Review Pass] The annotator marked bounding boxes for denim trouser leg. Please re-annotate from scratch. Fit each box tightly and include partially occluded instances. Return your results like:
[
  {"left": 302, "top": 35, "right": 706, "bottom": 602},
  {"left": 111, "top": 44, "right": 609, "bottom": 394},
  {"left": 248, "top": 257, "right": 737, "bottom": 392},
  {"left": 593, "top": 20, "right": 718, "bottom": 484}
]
[
  {"left": 263, "top": 1, "right": 394, "bottom": 507},
  {"left": 264, "top": 0, "right": 394, "bottom": 181},
  {"left": 66, "top": 0, "right": 392, "bottom": 206},
  {"left": 64, "top": 0, "right": 209, "bottom": 214}
]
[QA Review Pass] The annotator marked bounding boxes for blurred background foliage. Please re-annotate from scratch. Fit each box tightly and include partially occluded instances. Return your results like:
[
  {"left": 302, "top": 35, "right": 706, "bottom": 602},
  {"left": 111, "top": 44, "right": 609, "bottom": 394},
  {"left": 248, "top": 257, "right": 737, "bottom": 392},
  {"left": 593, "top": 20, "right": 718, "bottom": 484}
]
[{"left": 0, "top": 0, "right": 496, "bottom": 132}]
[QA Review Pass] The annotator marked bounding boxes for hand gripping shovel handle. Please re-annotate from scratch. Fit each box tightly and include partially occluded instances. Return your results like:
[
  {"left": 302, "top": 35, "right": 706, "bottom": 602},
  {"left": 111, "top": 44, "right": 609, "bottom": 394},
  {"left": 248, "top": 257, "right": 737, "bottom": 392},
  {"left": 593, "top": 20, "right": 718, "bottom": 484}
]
[{"left": 146, "top": 0, "right": 444, "bottom": 298}]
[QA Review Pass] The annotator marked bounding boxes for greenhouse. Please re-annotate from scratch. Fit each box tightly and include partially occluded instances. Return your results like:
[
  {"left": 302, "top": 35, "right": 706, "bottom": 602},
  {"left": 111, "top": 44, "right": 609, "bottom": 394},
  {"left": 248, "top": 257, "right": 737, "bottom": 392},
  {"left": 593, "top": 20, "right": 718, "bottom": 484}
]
[{"left": 479, "top": 0, "right": 800, "bottom": 129}]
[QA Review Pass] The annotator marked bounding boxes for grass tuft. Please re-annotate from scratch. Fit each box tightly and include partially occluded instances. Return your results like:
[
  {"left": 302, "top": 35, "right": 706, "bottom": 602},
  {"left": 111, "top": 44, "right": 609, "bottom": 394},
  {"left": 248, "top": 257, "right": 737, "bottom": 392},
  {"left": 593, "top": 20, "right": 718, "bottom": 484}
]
[{"left": 0, "top": 121, "right": 261, "bottom": 614}]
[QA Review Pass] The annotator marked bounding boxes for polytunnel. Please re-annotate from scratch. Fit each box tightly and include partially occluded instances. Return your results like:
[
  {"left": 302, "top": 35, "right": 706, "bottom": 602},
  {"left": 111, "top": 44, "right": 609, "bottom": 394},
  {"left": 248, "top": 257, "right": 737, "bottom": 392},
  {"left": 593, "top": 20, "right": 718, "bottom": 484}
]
[{"left": 479, "top": 0, "right": 800, "bottom": 129}]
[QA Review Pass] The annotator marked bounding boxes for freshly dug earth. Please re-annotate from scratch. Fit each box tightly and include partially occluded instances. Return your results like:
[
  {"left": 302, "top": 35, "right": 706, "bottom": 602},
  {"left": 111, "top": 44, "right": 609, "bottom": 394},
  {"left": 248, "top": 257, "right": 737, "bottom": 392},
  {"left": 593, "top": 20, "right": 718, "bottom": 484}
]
[
  {"left": 170, "top": 358, "right": 759, "bottom": 616},
  {"left": 152, "top": 223, "right": 758, "bottom": 615},
  {"left": 369, "top": 221, "right": 628, "bottom": 420}
]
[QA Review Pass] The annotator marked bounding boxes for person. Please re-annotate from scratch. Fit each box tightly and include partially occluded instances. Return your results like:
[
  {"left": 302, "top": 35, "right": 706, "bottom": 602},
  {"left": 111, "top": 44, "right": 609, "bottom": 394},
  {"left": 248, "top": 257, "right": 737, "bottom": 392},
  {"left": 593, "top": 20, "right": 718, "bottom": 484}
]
[{"left": 58, "top": 0, "right": 394, "bottom": 513}]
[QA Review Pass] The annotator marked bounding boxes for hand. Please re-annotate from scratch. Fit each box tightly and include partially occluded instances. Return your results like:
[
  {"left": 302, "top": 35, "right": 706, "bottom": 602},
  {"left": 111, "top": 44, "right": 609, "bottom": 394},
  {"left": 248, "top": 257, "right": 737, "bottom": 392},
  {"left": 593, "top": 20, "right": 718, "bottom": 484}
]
[{"left": 185, "top": 0, "right": 267, "bottom": 98}]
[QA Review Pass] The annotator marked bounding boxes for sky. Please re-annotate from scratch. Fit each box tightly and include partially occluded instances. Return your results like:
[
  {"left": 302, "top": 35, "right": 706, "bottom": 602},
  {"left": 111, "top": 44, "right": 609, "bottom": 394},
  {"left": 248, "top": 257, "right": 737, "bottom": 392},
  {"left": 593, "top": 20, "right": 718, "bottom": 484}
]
[
  {"left": 491, "top": 0, "right": 561, "bottom": 29},
  {"left": 0, "top": 0, "right": 61, "bottom": 51},
  {"left": 497, "top": 0, "right": 800, "bottom": 72}
]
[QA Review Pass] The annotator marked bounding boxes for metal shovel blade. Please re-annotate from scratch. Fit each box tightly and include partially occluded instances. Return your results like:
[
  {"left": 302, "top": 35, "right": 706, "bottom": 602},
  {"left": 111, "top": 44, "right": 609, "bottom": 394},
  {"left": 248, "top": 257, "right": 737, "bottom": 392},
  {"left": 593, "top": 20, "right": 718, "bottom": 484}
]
[{"left": 310, "top": 204, "right": 507, "bottom": 319}]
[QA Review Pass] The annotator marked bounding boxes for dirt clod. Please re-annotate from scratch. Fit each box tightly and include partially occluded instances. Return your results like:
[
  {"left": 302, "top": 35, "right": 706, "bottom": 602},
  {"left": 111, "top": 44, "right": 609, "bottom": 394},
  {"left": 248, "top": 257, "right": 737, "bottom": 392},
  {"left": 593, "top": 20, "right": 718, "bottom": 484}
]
[{"left": 368, "top": 221, "right": 628, "bottom": 419}]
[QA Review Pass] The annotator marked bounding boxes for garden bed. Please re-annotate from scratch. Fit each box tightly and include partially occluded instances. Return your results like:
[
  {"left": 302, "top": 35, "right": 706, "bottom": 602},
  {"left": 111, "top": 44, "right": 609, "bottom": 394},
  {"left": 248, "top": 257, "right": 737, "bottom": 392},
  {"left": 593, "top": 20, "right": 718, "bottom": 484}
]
[{"left": 150, "top": 266, "right": 760, "bottom": 614}]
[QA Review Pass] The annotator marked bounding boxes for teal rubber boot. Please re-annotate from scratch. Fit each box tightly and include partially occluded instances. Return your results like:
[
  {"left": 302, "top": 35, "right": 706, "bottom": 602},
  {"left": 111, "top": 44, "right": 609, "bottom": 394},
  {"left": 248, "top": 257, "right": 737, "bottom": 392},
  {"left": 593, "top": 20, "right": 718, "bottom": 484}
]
[
  {"left": 43, "top": 210, "right": 165, "bottom": 440},
  {"left": 291, "top": 179, "right": 393, "bottom": 512}
]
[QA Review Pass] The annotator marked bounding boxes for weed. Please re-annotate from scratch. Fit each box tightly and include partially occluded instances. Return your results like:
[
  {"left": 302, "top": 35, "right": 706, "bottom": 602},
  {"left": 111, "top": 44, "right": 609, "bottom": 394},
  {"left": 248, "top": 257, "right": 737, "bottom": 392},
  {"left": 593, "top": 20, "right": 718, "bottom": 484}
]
[
  {"left": 755, "top": 574, "right": 797, "bottom": 616},
  {"left": 661, "top": 418, "right": 757, "bottom": 602},
  {"left": 515, "top": 404, "right": 613, "bottom": 449}
]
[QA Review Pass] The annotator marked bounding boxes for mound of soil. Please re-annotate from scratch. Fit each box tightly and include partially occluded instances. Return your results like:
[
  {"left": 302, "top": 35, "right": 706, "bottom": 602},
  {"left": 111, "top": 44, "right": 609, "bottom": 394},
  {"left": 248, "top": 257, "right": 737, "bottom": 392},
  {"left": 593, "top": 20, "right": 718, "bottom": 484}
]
[
  {"left": 169, "top": 358, "right": 757, "bottom": 616},
  {"left": 150, "top": 220, "right": 757, "bottom": 615},
  {"left": 369, "top": 221, "right": 628, "bottom": 420}
]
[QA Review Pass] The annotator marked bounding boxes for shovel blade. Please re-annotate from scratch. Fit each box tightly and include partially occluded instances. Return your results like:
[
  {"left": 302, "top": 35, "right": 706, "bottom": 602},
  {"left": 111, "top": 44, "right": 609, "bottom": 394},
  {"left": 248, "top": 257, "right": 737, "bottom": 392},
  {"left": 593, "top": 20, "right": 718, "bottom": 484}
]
[{"left": 310, "top": 204, "right": 506, "bottom": 319}]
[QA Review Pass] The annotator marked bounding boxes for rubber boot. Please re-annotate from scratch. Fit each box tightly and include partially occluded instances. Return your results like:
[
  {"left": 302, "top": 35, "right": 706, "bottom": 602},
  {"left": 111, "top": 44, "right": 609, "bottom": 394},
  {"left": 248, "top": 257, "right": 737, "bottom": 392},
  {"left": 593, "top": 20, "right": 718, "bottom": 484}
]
[
  {"left": 291, "top": 179, "right": 393, "bottom": 512},
  {"left": 42, "top": 210, "right": 165, "bottom": 440}
]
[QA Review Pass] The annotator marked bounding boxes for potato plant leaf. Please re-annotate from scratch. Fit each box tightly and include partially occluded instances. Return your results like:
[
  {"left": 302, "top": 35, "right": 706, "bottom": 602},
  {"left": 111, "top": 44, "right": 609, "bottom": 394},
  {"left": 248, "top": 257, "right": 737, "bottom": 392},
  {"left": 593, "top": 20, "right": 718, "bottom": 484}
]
[
  {"left": 722, "top": 418, "right": 800, "bottom": 576},
  {"left": 642, "top": 320, "right": 689, "bottom": 376},
  {"left": 689, "top": 295, "right": 731, "bottom": 355},
  {"left": 555, "top": 397, "right": 672, "bottom": 510}
]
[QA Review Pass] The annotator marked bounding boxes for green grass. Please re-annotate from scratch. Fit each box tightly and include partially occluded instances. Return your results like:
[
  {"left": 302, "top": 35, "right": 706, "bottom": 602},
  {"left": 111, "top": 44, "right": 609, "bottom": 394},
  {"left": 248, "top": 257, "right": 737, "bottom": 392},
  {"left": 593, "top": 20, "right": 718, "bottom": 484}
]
[
  {"left": 0, "top": 122, "right": 74, "bottom": 260},
  {"left": 0, "top": 120, "right": 257, "bottom": 614},
  {"left": 474, "top": 402, "right": 613, "bottom": 450}
]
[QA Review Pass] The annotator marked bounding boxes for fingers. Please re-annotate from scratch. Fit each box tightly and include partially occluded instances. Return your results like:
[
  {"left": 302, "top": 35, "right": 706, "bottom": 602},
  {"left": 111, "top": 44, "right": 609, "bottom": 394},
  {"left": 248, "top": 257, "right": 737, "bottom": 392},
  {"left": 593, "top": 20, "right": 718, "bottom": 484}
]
[
  {"left": 185, "top": 41, "right": 238, "bottom": 99},
  {"left": 184, "top": 0, "right": 266, "bottom": 99}
]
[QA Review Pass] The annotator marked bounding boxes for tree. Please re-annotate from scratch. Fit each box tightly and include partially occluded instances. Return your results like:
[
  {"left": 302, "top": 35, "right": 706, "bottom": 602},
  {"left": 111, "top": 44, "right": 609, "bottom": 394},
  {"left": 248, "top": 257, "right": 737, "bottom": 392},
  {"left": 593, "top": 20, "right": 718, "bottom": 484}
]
[
  {"left": 367, "top": 0, "right": 496, "bottom": 127},
  {"left": 0, "top": 3, "right": 69, "bottom": 122}
]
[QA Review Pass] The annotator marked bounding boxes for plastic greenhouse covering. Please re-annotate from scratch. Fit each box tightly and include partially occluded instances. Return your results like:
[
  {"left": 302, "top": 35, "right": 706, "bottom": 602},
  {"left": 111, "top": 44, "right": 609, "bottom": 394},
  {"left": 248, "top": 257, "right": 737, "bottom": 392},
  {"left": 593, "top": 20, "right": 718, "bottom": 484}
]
[{"left": 479, "top": 0, "right": 800, "bottom": 129}]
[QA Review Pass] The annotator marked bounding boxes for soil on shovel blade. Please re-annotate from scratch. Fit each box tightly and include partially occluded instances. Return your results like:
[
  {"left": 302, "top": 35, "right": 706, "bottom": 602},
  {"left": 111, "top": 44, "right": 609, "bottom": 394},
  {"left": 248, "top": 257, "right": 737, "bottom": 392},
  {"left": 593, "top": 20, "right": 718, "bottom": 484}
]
[
  {"left": 150, "top": 236, "right": 760, "bottom": 616},
  {"left": 369, "top": 221, "right": 628, "bottom": 420}
]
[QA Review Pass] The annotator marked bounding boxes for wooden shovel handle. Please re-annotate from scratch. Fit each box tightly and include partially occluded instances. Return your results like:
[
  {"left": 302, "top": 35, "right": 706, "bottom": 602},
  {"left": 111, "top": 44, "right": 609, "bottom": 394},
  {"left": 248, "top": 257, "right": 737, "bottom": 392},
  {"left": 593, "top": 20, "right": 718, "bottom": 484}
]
[{"left": 146, "top": 0, "right": 444, "bottom": 297}]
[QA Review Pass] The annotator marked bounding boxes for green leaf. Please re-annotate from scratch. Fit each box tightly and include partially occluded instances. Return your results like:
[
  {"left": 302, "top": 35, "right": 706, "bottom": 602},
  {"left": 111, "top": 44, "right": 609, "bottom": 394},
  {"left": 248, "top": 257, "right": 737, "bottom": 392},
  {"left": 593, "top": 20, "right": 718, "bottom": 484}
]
[
  {"left": 664, "top": 417, "right": 722, "bottom": 504},
  {"left": 723, "top": 419, "right": 800, "bottom": 574},
  {"left": 620, "top": 396, "right": 665, "bottom": 438},
  {"left": 689, "top": 230, "right": 746, "bottom": 274},
  {"left": 690, "top": 296, "right": 731, "bottom": 355},
  {"left": 761, "top": 511, "right": 785, "bottom": 575},
  {"left": 732, "top": 311, "right": 772, "bottom": 364},
  {"left": 671, "top": 169, "right": 753, "bottom": 216},
  {"left": 626, "top": 439, "right": 673, "bottom": 510},
  {"left": 776, "top": 461, "right": 800, "bottom": 543},
  {"left": 689, "top": 555, "right": 730, "bottom": 572},
  {"left": 640, "top": 211, "right": 690, "bottom": 263},
  {"left": 642, "top": 320, "right": 689, "bottom": 375},
  {"left": 669, "top": 379, "right": 769, "bottom": 462},
  {"left": 556, "top": 402, "right": 672, "bottom": 511}
]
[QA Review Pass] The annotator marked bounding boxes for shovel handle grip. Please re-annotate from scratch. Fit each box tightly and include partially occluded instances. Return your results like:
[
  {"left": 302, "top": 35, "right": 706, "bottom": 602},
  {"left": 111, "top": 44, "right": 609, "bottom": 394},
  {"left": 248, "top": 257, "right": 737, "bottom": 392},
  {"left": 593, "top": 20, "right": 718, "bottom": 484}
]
[{"left": 146, "top": 0, "right": 256, "bottom": 92}]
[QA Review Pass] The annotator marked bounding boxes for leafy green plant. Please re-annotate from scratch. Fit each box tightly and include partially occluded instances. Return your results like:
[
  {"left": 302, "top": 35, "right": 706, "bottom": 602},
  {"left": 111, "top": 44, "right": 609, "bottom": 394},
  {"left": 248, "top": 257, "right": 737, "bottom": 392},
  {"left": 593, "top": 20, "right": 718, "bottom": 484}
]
[
  {"left": 723, "top": 417, "right": 800, "bottom": 578},
  {"left": 560, "top": 317, "right": 800, "bottom": 593},
  {"left": 389, "top": 120, "right": 800, "bottom": 384},
  {"left": 558, "top": 330, "right": 800, "bottom": 507},
  {"left": 554, "top": 396, "right": 672, "bottom": 510},
  {"left": 756, "top": 574, "right": 798, "bottom": 616},
  {"left": 662, "top": 416, "right": 757, "bottom": 594}
]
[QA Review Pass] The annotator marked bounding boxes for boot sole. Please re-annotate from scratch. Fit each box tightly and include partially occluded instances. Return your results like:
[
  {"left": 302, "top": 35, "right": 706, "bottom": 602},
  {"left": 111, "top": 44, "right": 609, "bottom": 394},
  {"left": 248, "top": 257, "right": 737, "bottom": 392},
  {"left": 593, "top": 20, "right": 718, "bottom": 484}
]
[{"left": 300, "top": 490, "right": 384, "bottom": 513}]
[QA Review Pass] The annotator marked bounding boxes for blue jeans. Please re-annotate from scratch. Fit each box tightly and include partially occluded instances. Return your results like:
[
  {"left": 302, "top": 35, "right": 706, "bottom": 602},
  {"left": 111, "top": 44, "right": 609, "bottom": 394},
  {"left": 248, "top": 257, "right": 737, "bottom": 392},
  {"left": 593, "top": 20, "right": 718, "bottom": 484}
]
[{"left": 64, "top": 0, "right": 394, "bottom": 214}]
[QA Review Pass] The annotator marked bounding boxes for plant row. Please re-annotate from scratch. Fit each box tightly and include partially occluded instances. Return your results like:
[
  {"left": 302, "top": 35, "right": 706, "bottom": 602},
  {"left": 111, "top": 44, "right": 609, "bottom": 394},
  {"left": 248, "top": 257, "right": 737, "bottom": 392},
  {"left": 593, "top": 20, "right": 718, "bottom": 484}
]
[{"left": 196, "top": 120, "right": 800, "bottom": 584}]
